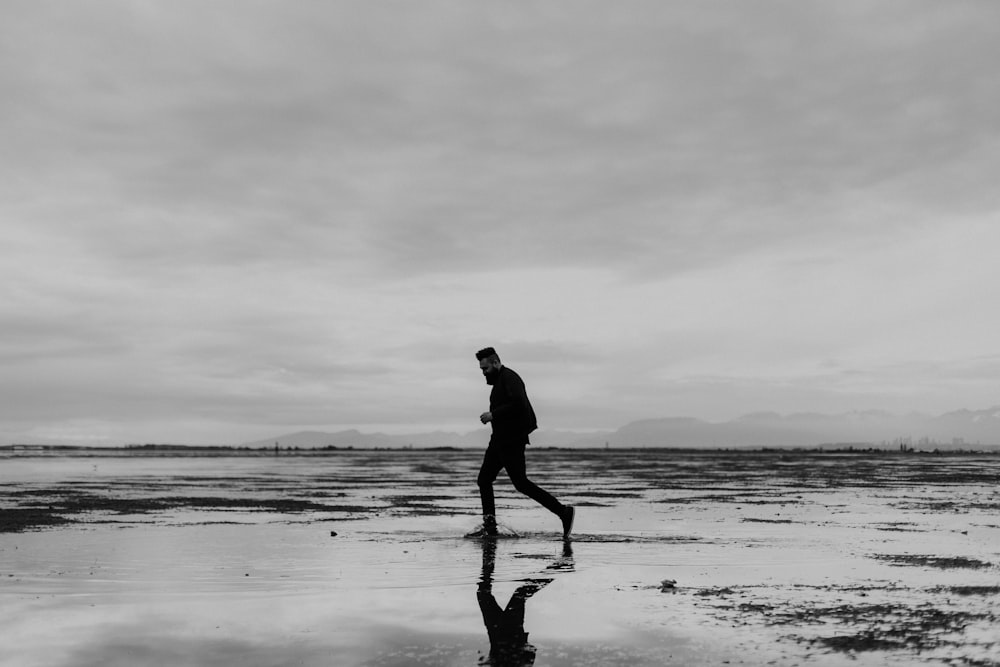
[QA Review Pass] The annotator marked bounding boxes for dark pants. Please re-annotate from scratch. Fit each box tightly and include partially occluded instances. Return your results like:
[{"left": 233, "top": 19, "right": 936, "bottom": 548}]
[{"left": 477, "top": 440, "right": 564, "bottom": 518}]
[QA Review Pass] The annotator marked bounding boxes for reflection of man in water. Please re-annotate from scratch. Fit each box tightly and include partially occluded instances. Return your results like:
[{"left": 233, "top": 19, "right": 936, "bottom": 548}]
[
  {"left": 476, "top": 539, "right": 574, "bottom": 666},
  {"left": 472, "top": 347, "right": 574, "bottom": 538}
]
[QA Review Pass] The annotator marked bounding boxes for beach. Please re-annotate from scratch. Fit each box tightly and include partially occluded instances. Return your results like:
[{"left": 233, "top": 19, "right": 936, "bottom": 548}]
[{"left": 2, "top": 448, "right": 999, "bottom": 666}]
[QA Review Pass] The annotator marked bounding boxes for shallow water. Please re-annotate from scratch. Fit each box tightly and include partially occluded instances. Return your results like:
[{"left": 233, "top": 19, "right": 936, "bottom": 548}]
[{"left": 2, "top": 449, "right": 999, "bottom": 666}]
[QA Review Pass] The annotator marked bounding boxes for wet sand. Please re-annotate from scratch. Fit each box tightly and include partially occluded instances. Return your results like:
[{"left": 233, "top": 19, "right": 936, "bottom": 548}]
[{"left": 2, "top": 449, "right": 999, "bottom": 666}]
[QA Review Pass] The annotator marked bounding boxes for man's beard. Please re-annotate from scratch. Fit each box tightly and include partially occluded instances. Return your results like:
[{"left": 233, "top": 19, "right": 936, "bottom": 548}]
[{"left": 483, "top": 369, "right": 498, "bottom": 385}]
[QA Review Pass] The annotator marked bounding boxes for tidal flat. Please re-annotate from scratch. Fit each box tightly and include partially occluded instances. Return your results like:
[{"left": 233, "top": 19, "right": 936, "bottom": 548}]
[{"left": 2, "top": 449, "right": 999, "bottom": 666}]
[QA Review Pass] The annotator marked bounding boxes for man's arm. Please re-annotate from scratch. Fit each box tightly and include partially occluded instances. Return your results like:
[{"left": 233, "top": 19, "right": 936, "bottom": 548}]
[{"left": 489, "top": 370, "right": 529, "bottom": 420}]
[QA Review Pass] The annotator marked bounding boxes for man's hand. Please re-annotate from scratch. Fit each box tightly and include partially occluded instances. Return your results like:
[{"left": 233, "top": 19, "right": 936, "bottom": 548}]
[{"left": 480, "top": 411, "right": 492, "bottom": 424}]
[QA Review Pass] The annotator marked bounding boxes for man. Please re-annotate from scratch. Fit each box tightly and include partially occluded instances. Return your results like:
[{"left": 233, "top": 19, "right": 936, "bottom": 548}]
[{"left": 470, "top": 347, "right": 574, "bottom": 538}]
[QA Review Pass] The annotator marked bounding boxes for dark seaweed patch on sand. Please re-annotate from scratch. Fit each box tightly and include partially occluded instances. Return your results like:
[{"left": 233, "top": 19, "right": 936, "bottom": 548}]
[
  {"left": 384, "top": 495, "right": 467, "bottom": 516},
  {"left": 800, "top": 604, "right": 994, "bottom": 654},
  {"left": 694, "top": 587, "right": 737, "bottom": 597},
  {"left": 564, "top": 490, "right": 645, "bottom": 499},
  {"left": 872, "top": 554, "right": 993, "bottom": 569},
  {"left": 699, "top": 590, "right": 997, "bottom": 656},
  {"left": 0, "top": 491, "right": 371, "bottom": 532},
  {"left": 658, "top": 492, "right": 789, "bottom": 505},
  {"left": 409, "top": 463, "right": 453, "bottom": 475},
  {"left": 893, "top": 499, "right": 1000, "bottom": 512},
  {"left": 930, "top": 586, "right": 1000, "bottom": 596},
  {"left": 0, "top": 508, "right": 74, "bottom": 532},
  {"left": 571, "top": 533, "right": 703, "bottom": 544},
  {"left": 871, "top": 521, "right": 926, "bottom": 532}
]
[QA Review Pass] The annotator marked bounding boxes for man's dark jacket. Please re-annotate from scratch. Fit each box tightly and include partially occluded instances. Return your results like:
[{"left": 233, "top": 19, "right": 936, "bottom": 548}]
[{"left": 489, "top": 366, "right": 538, "bottom": 445}]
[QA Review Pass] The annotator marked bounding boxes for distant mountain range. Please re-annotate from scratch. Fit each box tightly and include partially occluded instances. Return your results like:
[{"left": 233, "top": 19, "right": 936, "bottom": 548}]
[{"left": 245, "top": 406, "right": 1000, "bottom": 450}]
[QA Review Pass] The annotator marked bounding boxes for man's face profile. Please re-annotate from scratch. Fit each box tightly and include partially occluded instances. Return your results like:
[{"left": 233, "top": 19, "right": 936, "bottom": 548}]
[{"left": 480, "top": 358, "right": 500, "bottom": 384}]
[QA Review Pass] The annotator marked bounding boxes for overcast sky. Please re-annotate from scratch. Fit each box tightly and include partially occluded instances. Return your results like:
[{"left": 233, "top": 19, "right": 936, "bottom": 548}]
[{"left": 3, "top": 1, "right": 999, "bottom": 445}]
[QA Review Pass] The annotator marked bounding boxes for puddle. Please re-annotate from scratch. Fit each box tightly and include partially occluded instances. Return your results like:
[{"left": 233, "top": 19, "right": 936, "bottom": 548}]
[{"left": 2, "top": 449, "right": 999, "bottom": 666}]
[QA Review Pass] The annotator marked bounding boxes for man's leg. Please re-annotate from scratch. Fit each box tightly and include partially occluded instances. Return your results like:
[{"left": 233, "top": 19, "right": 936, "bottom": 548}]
[
  {"left": 477, "top": 446, "right": 505, "bottom": 524},
  {"left": 503, "top": 444, "right": 565, "bottom": 517}
]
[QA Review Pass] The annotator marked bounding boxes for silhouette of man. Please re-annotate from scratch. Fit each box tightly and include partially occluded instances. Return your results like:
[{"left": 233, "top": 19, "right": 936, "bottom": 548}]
[
  {"left": 476, "top": 538, "right": 573, "bottom": 666},
  {"left": 471, "top": 347, "right": 574, "bottom": 538}
]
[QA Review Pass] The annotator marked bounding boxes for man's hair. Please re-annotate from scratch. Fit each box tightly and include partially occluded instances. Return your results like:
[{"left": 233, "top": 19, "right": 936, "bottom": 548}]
[{"left": 476, "top": 347, "right": 500, "bottom": 363}]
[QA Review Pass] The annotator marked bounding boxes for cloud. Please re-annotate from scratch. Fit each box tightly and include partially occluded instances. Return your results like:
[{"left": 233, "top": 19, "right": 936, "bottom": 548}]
[
  {"left": 8, "top": 2, "right": 999, "bottom": 278},
  {"left": 2, "top": 2, "right": 999, "bottom": 442}
]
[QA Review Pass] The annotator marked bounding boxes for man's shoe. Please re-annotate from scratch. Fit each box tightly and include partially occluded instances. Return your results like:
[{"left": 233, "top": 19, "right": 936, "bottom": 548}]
[
  {"left": 465, "top": 514, "right": 498, "bottom": 538},
  {"left": 561, "top": 506, "right": 575, "bottom": 538},
  {"left": 465, "top": 525, "right": 497, "bottom": 538}
]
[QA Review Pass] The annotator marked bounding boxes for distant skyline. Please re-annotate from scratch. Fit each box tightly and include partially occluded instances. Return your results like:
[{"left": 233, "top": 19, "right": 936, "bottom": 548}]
[{"left": 3, "top": 2, "right": 1000, "bottom": 445}]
